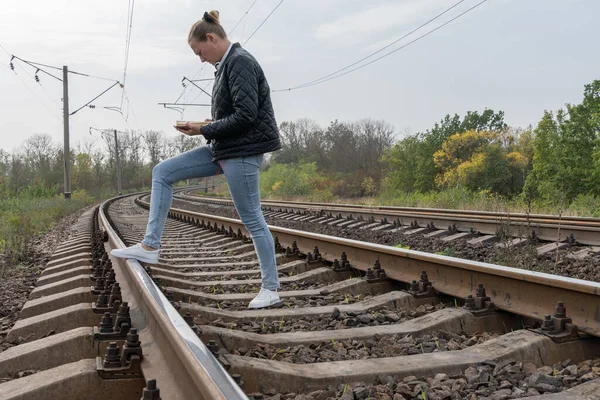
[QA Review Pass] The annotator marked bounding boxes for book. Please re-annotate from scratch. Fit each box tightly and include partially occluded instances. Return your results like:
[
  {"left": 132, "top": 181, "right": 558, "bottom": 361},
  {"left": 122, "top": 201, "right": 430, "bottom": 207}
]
[{"left": 175, "top": 120, "right": 210, "bottom": 128}]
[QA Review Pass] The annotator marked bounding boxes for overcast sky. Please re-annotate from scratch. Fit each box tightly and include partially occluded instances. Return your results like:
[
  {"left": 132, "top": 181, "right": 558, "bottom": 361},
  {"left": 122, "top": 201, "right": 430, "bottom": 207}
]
[{"left": 0, "top": 0, "right": 598, "bottom": 153}]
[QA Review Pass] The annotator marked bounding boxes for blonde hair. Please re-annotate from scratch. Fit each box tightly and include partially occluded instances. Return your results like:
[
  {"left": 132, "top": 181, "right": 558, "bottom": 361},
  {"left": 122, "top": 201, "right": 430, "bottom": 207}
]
[{"left": 188, "top": 10, "right": 227, "bottom": 43}]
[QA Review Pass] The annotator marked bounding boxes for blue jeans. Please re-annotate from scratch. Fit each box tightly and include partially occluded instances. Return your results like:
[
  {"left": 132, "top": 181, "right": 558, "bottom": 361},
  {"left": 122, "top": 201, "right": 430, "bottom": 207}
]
[{"left": 142, "top": 145, "right": 279, "bottom": 291}]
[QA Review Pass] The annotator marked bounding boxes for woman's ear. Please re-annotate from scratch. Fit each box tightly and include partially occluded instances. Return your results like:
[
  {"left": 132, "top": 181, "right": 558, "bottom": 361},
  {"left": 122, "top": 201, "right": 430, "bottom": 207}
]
[{"left": 206, "top": 33, "right": 217, "bottom": 45}]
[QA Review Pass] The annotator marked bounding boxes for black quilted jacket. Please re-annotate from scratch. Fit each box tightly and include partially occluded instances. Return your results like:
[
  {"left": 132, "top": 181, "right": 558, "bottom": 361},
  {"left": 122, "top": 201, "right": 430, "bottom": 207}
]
[{"left": 200, "top": 43, "right": 281, "bottom": 161}]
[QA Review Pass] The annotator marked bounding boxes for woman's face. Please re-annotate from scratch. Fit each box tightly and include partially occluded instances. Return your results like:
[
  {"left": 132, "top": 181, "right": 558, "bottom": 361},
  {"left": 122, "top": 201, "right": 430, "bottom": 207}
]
[{"left": 189, "top": 35, "right": 218, "bottom": 65}]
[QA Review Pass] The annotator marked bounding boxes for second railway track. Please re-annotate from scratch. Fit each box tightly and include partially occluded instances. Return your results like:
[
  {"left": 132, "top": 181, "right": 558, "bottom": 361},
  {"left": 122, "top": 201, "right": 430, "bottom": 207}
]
[
  {"left": 1, "top": 193, "right": 600, "bottom": 399},
  {"left": 175, "top": 189, "right": 600, "bottom": 251}
]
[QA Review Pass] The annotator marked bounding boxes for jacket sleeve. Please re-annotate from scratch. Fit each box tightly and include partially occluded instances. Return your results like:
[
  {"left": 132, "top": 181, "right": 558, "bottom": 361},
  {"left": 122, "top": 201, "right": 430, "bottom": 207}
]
[{"left": 201, "top": 56, "right": 259, "bottom": 140}]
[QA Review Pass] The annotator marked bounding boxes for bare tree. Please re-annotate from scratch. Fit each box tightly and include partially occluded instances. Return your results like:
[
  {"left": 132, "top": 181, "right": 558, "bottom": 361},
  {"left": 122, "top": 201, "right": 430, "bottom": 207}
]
[
  {"left": 144, "top": 130, "right": 167, "bottom": 167},
  {"left": 23, "top": 134, "right": 57, "bottom": 183}
]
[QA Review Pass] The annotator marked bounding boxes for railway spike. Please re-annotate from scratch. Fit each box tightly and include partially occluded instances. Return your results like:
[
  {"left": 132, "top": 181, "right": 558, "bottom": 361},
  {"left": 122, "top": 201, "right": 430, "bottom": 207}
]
[
  {"left": 554, "top": 301, "right": 567, "bottom": 319},
  {"left": 331, "top": 259, "right": 341, "bottom": 270},
  {"left": 99, "top": 312, "right": 114, "bottom": 333},
  {"left": 312, "top": 246, "right": 321, "bottom": 260},
  {"left": 102, "top": 342, "right": 122, "bottom": 368},
  {"left": 115, "top": 302, "right": 131, "bottom": 331},
  {"left": 108, "top": 282, "right": 122, "bottom": 305},
  {"left": 231, "top": 374, "right": 244, "bottom": 389},
  {"left": 93, "top": 277, "right": 105, "bottom": 292},
  {"left": 207, "top": 340, "right": 219, "bottom": 355},
  {"left": 274, "top": 237, "right": 283, "bottom": 253},
  {"left": 141, "top": 379, "right": 161, "bottom": 400},
  {"left": 475, "top": 283, "right": 486, "bottom": 298},
  {"left": 96, "top": 293, "right": 109, "bottom": 308},
  {"left": 463, "top": 295, "right": 477, "bottom": 310},
  {"left": 541, "top": 315, "right": 555, "bottom": 331},
  {"left": 122, "top": 328, "right": 143, "bottom": 364}
]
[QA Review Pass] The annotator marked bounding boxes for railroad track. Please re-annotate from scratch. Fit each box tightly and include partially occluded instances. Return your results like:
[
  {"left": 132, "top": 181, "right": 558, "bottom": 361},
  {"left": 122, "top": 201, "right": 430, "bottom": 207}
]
[
  {"left": 1, "top": 193, "right": 600, "bottom": 399},
  {"left": 175, "top": 190, "right": 600, "bottom": 255}
]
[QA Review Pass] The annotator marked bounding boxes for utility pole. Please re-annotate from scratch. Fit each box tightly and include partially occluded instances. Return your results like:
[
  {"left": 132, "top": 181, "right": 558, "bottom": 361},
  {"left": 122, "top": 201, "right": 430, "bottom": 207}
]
[
  {"left": 62, "top": 66, "right": 71, "bottom": 199},
  {"left": 114, "top": 130, "right": 122, "bottom": 195}
]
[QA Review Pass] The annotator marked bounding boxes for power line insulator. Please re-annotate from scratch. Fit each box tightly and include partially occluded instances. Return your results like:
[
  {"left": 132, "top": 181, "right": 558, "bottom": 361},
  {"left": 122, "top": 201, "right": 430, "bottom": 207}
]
[
  {"left": 9, "top": 55, "right": 14, "bottom": 71},
  {"left": 89, "top": 104, "right": 96, "bottom": 109},
  {"left": 35, "top": 69, "right": 40, "bottom": 83}
]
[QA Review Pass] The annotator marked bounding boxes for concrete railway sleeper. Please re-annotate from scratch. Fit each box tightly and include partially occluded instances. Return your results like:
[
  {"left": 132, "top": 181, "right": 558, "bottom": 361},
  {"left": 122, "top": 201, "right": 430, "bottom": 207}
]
[{"left": 1, "top": 193, "right": 599, "bottom": 399}]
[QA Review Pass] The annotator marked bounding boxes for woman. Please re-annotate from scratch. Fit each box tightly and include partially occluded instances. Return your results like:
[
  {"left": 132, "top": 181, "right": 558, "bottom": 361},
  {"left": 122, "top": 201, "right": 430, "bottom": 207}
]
[{"left": 111, "top": 10, "right": 282, "bottom": 309}]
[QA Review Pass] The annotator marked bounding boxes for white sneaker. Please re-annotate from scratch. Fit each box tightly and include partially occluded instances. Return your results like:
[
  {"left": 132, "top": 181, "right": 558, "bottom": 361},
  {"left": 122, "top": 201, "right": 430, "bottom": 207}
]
[
  {"left": 110, "top": 243, "right": 159, "bottom": 264},
  {"left": 248, "top": 288, "right": 280, "bottom": 309}
]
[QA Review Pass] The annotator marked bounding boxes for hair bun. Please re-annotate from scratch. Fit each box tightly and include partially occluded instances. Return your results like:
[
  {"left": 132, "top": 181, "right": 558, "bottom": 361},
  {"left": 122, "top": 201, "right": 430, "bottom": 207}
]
[{"left": 203, "top": 10, "right": 220, "bottom": 25}]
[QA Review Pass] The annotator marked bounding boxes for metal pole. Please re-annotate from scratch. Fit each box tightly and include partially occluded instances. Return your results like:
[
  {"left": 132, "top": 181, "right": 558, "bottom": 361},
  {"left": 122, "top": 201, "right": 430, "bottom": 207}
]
[
  {"left": 114, "top": 129, "right": 122, "bottom": 195},
  {"left": 62, "top": 66, "right": 71, "bottom": 198}
]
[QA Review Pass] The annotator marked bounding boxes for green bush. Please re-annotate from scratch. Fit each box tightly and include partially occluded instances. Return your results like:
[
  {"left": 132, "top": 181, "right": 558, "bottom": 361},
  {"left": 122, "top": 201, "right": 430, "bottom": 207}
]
[
  {"left": 260, "top": 162, "right": 332, "bottom": 201},
  {"left": 567, "top": 194, "right": 600, "bottom": 217}
]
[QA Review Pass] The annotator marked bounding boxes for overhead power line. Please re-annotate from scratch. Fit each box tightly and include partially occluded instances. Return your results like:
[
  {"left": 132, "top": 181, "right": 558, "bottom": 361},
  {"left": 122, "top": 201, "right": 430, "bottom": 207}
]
[
  {"left": 171, "top": 0, "right": 266, "bottom": 106},
  {"left": 10, "top": 55, "right": 118, "bottom": 82},
  {"left": 11, "top": 55, "right": 62, "bottom": 82},
  {"left": 11, "top": 68, "right": 64, "bottom": 123},
  {"left": 273, "top": 0, "right": 488, "bottom": 92},
  {"left": 70, "top": 81, "right": 121, "bottom": 115},
  {"left": 158, "top": 102, "right": 210, "bottom": 107},
  {"left": 242, "top": 0, "right": 285, "bottom": 46},
  {"left": 230, "top": 0, "right": 259, "bottom": 35},
  {"left": 178, "top": 0, "right": 286, "bottom": 115},
  {"left": 120, "top": 0, "right": 135, "bottom": 110}
]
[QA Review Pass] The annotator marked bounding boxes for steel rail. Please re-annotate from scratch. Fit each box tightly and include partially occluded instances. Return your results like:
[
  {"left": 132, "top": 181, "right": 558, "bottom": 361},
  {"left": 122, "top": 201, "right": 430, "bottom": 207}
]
[
  {"left": 100, "top": 197, "right": 248, "bottom": 400},
  {"left": 137, "top": 196, "right": 600, "bottom": 338},
  {"left": 175, "top": 191, "right": 600, "bottom": 246}
]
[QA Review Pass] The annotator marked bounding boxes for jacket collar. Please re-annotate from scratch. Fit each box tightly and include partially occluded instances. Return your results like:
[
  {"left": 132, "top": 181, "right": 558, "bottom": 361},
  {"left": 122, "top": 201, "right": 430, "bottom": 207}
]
[{"left": 214, "top": 43, "right": 242, "bottom": 77}]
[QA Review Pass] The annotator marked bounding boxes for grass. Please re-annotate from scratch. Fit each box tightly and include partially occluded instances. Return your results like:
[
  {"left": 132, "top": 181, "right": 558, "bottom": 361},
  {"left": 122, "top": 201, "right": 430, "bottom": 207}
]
[{"left": 0, "top": 191, "right": 94, "bottom": 268}]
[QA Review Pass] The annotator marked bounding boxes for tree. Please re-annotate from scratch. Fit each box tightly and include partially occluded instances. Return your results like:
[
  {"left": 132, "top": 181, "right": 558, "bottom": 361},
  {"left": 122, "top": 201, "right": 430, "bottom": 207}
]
[
  {"left": 144, "top": 130, "right": 166, "bottom": 167},
  {"left": 382, "top": 109, "right": 507, "bottom": 194},
  {"left": 432, "top": 130, "right": 526, "bottom": 196},
  {"left": 525, "top": 80, "right": 600, "bottom": 202},
  {"left": 72, "top": 153, "right": 94, "bottom": 191}
]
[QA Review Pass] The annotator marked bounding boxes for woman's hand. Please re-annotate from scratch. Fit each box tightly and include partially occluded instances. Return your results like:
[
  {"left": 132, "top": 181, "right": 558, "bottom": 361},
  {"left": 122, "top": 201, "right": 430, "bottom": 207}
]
[
  {"left": 174, "top": 125, "right": 194, "bottom": 135},
  {"left": 174, "top": 120, "right": 212, "bottom": 136}
]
